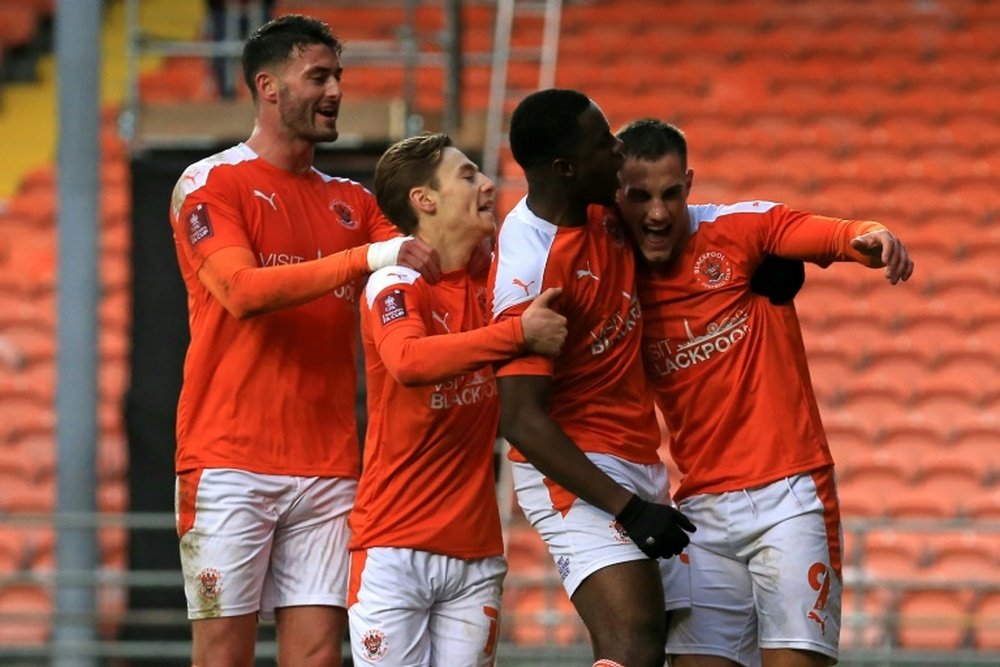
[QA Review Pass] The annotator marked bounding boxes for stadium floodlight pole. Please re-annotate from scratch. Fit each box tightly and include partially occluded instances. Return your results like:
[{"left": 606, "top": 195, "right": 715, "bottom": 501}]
[{"left": 53, "top": 1, "right": 101, "bottom": 666}]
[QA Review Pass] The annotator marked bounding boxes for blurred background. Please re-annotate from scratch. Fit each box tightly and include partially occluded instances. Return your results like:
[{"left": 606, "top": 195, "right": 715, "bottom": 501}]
[{"left": 0, "top": 0, "right": 998, "bottom": 664}]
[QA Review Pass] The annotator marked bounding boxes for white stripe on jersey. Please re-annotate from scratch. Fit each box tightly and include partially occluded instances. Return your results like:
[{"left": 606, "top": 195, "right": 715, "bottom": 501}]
[
  {"left": 365, "top": 265, "right": 421, "bottom": 307},
  {"left": 492, "top": 197, "right": 557, "bottom": 318},
  {"left": 170, "top": 143, "right": 257, "bottom": 217},
  {"left": 689, "top": 201, "right": 780, "bottom": 233},
  {"left": 315, "top": 169, "right": 371, "bottom": 193}
]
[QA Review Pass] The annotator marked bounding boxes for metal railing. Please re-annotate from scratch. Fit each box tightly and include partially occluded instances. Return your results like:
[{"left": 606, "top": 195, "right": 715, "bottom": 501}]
[{"left": 2, "top": 513, "right": 1000, "bottom": 664}]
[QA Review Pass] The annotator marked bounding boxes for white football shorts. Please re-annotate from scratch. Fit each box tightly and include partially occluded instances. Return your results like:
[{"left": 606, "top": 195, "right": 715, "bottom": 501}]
[
  {"left": 666, "top": 468, "right": 842, "bottom": 666},
  {"left": 511, "top": 452, "right": 689, "bottom": 610},
  {"left": 348, "top": 547, "right": 507, "bottom": 666},
  {"left": 176, "top": 467, "right": 356, "bottom": 620}
]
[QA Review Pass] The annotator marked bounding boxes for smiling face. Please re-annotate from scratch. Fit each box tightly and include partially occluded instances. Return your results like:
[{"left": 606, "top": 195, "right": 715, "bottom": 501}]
[
  {"left": 273, "top": 43, "right": 343, "bottom": 143},
  {"left": 431, "top": 146, "right": 497, "bottom": 238},
  {"left": 617, "top": 152, "right": 693, "bottom": 267}
]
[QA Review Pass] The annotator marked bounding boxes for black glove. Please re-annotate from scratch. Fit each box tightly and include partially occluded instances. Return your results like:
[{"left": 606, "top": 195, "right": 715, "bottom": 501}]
[
  {"left": 750, "top": 255, "right": 805, "bottom": 305},
  {"left": 615, "top": 494, "right": 696, "bottom": 559}
]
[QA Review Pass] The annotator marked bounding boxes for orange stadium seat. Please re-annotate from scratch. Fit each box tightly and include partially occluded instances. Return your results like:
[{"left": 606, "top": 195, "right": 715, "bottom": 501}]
[
  {"left": 913, "top": 367, "right": 995, "bottom": 411},
  {"left": 973, "top": 591, "right": 1000, "bottom": 651},
  {"left": 896, "top": 588, "right": 973, "bottom": 650},
  {"left": 950, "top": 434, "right": 999, "bottom": 481},
  {"left": 910, "top": 392, "right": 983, "bottom": 430},
  {"left": 866, "top": 116, "right": 943, "bottom": 156},
  {"left": 837, "top": 489, "right": 884, "bottom": 520},
  {"left": 0, "top": 396, "right": 53, "bottom": 443},
  {"left": 8, "top": 431, "right": 55, "bottom": 483},
  {"left": 841, "top": 587, "right": 891, "bottom": 649},
  {"left": 836, "top": 382, "right": 909, "bottom": 421},
  {"left": 860, "top": 530, "right": 927, "bottom": 582},
  {"left": 924, "top": 533, "right": 1000, "bottom": 583},
  {"left": 927, "top": 275, "right": 999, "bottom": 314},
  {"left": 98, "top": 479, "right": 128, "bottom": 514},
  {"left": 939, "top": 114, "right": 1000, "bottom": 154},
  {"left": 839, "top": 466, "right": 910, "bottom": 514},
  {"left": 960, "top": 251, "right": 1000, "bottom": 282},
  {"left": 0, "top": 362, "right": 54, "bottom": 407},
  {"left": 851, "top": 357, "right": 928, "bottom": 409},
  {"left": 0, "top": 475, "right": 54, "bottom": 514},
  {"left": 842, "top": 360, "right": 914, "bottom": 411},
  {"left": 0, "top": 324, "right": 54, "bottom": 368},
  {"left": 840, "top": 447, "right": 917, "bottom": 487},
  {"left": 823, "top": 408, "right": 879, "bottom": 445},
  {"left": 0, "top": 584, "right": 51, "bottom": 644},
  {"left": 503, "top": 585, "right": 583, "bottom": 646},
  {"left": 505, "top": 525, "right": 550, "bottom": 578},
  {"left": 0, "top": 526, "right": 25, "bottom": 572},
  {"left": 885, "top": 483, "right": 962, "bottom": 521},
  {"left": 830, "top": 440, "right": 887, "bottom": 483}
]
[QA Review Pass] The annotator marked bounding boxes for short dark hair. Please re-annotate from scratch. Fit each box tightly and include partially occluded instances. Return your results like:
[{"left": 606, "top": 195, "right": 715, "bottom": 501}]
[
  {"left": 617, "top": 118, "right": 688, "bottom": 169},
  {"left": 509, "top": 88, "right": 592, "bottom": 170},
  {"left": 242, "top": 14, "right": 342, "bottom": 100},
  {"left": 374, "top": 133, "right": 453, "bottom": 235}
]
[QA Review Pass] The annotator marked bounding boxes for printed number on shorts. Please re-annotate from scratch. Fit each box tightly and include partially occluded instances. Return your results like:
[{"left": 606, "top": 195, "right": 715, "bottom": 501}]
[{"left": 483, "top": 605, "right": 499, "bottom": 659}]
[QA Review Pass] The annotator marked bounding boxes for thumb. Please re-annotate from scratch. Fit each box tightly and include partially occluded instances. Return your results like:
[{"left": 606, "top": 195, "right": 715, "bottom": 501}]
[
  {"left": 850, "top": 234, "right": 877, "bottom": 253},
  {"left": 671, "top": 508, "right": 697, "bottom": 532},
  {"left": 533, "top": 287, "right": 563, "bottom": 308}
]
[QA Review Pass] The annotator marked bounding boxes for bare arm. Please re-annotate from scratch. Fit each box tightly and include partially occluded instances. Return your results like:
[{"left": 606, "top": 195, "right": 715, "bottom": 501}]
[{"left": 498, "top": 374, "right": 633, "bottom": 515}]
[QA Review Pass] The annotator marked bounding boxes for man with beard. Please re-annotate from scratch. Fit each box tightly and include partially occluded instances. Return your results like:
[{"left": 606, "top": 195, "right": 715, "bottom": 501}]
[{"left": 168, "top": 15, "right": 439, "bottom": 667}]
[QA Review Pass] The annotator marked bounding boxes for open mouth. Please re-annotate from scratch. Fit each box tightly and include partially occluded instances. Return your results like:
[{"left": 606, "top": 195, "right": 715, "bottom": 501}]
[
  {"left": 317, "top": 108, "right": 338, "bottom": 119},
  {"left": 478, "top": 201, "right": 494, "bottom": 213},
  {"left": 642, "top": 223, "right": 672, "bottom": 247}
]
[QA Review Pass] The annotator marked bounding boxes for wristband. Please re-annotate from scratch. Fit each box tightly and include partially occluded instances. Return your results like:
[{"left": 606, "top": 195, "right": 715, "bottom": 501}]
[{"left": 367, "top": 236, "right": 409, "bottom": 272}]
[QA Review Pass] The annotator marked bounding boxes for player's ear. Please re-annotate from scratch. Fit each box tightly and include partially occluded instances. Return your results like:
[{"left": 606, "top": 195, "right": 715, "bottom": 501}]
[
  {"left": 255, "top": 70, "right": 279, "bottom": 103},
  {"left": 685, "top": 168, "right": 694, "bottom": 195},
  {"left": 409, "top": 186, "right": 436, "bottom": 215}
]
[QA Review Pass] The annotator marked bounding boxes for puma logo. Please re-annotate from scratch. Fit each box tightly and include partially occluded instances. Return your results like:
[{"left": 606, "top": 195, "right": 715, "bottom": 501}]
[
  {"left": 253, "top": 189, "right": 278, "bottom": 211},
  {"left": 431, "top": 310, "right": 451, "bottom": 332},
  {"left": 807, "top": 610, "right": 827, "bottom": 635},
  {"left": 576, "top": 262, "right": 599, "bottom": 281},
  {"left": 512, "top": 277, "right": 535, "bottom": 297}
]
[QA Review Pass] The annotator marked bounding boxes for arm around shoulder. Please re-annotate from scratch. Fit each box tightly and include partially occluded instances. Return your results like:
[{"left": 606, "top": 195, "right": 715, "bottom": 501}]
[{"left": 198, "top": 243, "right": 371, "bottom": 319}]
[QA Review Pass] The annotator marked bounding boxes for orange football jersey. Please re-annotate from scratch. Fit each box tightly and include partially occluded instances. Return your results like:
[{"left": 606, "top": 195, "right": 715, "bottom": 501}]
[
  {"left": 351, "top": 266, "right": 523, "bottom": 557},
  {"left": 169, "top": 143, "right": 399, "bottom": 478},
  {"left": 638, "top": 201, "right": 885, "bottom": 501},
  {"left": 490, "top": 198, "right": 661, "bottom": 466}
]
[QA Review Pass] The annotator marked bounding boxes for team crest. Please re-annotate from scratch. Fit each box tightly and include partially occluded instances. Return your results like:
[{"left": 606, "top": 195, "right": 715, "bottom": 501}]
[
  {"left": 694, "top": 251, "right": 733, "bottom": 289},
  {"left": 376, "top": 289, "right": 408, "bottom": 325},
  {"left": 186, "top": 203, "right": 214, "bottom": 246},
  {"left": 602, "top": 214, "right": 626, "bottom": 248},
  {"left": 330, "top": 200, "right": 358, "bottom": 229},
  {"left": 361, "top": 629, "right": 388, "bottom": 662},
  {"left": 196, "top": 568, "right": 222, "bottom": 600},
  {"left": 609, "top": 520, "right": 631, "bottom": 544}
]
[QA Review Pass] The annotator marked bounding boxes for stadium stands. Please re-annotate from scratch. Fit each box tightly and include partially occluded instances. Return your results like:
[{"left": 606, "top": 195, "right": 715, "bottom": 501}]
[{"left": 0, "top": 0, "right": 998, "bottom": 661}]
